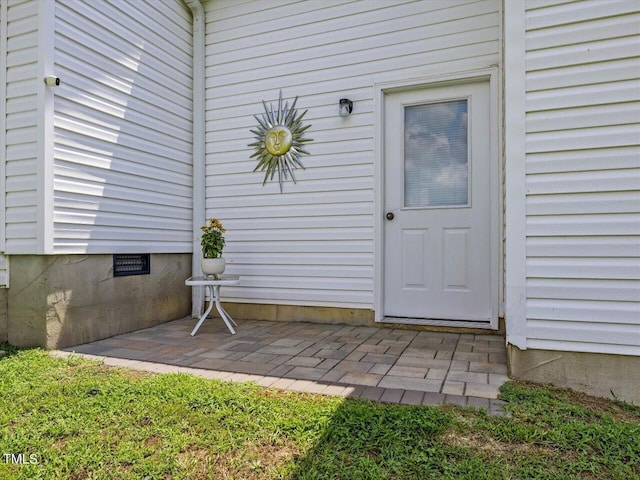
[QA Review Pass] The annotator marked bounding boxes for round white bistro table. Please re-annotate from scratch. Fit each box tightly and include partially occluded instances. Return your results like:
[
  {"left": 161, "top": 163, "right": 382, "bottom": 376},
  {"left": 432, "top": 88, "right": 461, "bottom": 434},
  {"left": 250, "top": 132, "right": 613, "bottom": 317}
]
[{"left": 185, "top": 275, "right": 240, "bottom": 336}]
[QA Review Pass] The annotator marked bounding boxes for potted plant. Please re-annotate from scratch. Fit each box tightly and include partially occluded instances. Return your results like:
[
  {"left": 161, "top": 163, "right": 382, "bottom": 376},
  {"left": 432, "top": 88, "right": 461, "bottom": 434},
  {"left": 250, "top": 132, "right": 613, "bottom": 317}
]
[{"left": 200, "top": 217, "right": 226, "bottom": 276}]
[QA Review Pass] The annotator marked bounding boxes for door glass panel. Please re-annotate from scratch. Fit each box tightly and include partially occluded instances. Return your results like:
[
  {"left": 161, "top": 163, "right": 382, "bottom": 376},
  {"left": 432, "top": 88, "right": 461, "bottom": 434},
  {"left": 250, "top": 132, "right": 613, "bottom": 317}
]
[{"left": 404, "top": 99, "right": 469, "bottom": 208}]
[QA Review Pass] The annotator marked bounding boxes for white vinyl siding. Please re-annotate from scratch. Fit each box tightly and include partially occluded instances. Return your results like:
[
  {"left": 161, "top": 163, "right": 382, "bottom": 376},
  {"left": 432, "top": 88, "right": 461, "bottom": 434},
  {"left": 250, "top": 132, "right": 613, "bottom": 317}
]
[
  {"left": 3, "top": 0, "right": 38, "bottom": 254},
  {"left": 524, "top": 0, "right": 640, "bottom": 354},
  {"left": 204, "top": 0, "right": 500, "bottom": 308},
  {"left": 0, "top": 255, "right": 7, "bottom": 287},
  {"left": 52, "top": 0, "right": 193, "bottom": 253}
]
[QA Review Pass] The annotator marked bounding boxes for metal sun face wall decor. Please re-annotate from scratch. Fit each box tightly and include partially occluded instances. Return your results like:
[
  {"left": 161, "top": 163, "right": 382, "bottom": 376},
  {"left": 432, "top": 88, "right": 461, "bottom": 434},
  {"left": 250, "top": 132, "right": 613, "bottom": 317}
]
[{"left": 249, "top": 90, "right": 313, "bottom": 192}]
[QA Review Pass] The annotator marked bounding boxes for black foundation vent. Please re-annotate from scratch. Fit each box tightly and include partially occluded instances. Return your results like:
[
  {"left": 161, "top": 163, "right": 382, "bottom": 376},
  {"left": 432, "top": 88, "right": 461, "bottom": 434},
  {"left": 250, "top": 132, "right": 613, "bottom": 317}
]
[{"left": 113, "top": 254, "right": 150, "bottom": 277}]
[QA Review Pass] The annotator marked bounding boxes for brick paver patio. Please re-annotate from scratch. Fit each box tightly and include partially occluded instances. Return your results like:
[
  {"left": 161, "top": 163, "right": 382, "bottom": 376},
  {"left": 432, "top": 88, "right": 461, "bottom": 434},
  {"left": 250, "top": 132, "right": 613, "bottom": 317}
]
[{"left": 59, "top": 316, "right": 509, "bottom": 415}]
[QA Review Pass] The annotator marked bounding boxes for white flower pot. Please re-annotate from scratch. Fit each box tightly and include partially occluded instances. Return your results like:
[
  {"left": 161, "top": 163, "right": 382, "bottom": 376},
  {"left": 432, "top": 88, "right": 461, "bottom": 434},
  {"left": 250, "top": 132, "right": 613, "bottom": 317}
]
[{"left": 201, "top": 258, "right": 226, "bottom": 276}]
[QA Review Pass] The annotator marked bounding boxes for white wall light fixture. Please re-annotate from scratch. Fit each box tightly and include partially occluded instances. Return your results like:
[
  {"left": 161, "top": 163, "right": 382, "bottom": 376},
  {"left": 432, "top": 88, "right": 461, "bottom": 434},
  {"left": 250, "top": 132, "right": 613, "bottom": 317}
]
[{"left": 44, "top": 75, "right": 60, "bottom": 87}]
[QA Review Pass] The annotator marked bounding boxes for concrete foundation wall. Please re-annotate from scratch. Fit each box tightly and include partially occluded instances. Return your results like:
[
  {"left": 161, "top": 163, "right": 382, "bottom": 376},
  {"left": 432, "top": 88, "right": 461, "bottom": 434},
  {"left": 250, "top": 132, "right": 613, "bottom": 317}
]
[
  {"left": 7, "top": 254, "right": 191, "bottom": 349},
  {"left": 0, "top": 289, "right": 7, "bottom": 343},
  {"left": 508, "top": 346, "right": 640, "bottom": 405}
]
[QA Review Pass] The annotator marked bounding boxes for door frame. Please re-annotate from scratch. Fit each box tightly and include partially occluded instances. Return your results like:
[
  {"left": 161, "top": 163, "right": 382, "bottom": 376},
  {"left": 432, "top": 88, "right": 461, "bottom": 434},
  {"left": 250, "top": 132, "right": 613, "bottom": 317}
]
[{"left": 373, "top": 68, "right": 502, "bottom": 329}]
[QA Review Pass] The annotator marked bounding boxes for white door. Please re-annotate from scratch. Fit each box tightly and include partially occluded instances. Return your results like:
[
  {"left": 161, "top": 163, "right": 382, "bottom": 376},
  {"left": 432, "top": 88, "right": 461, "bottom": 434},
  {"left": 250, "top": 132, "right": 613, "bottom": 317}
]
[{"left": 383, "top": 81, "right": 495, "bottom": 325}]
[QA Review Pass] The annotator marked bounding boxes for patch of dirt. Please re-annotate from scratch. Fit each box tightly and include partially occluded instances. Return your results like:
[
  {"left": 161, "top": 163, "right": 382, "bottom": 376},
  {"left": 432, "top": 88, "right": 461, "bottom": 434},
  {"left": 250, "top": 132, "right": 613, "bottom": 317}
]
[
  {"left": 442, "top": 430, "right": 556, "bottom": 457},
  {"left": 561, "top": 389, "right": 639, "bottom": 423},
  {"left": 176, "top": 441, "right": 301, "bottom": 479},
  {"left": 145, "top": 435, "right": 162, "bottom": 449},
  {"left": 514, "top": 380, "right": 640, "bottom": 423}
]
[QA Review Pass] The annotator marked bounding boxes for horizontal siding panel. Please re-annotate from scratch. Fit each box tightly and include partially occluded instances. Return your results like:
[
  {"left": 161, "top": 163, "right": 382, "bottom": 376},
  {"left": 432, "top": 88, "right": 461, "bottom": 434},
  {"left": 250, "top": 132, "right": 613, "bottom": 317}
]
[
  {"left": 527, "top": 299, "right": 639, "bottom": 324},
  {"left": 54, "top": 193, "right": 191, "bottom": 221},
  {"left": 526, "top": 214, "right": 640, "bottom": 236},
  {"left": 54, "top": 179, "right": 191, "bottom": 209},
  {"left": 526, "top": 170, "right": 640, "bottom": 195},
  {"left": 525, "top": 124, "right": 639, "bottom": 152},
  {"left": 526, "top": 11, "right": 639, "bottom": 50},
  {"left": 4, "top": 240, "right": 37, "bottom": 255},
  {"left": 527, "top": 278, "right": 640, "bottom": 302},
  {"left": 5, "top": 125, "right": 37, "bottom": 145},
  {"left": 526, "top": 236, "right": 640, "bottom": 257},
  {"left": 225, "top": 264, "right": 373, "bottom": 279},
  {"left": 54, "top": 226, "right": 190, "bottom": 243},
  {"left": 527, "top": 257, "right": 640, "bottom": 280},
  {"left": 525, "top": 35, "right": 639, "bottom": 72},
  {"left": 5, "top": 222, "right": 38, "bottom": 240},
  {"left": 526, "top": 147, "right": 639, "bottom": 174},
  {"left": 231, "top": 252, "right": 372, "bottom": 267},
  {"left": 207, "top": 176, "right": 374, "bottom": 199},
  {"left": 227, "top": 240, "right": 373, "bottom": 254},
  {"left": 210, "top": 189, "right": 373, "bottom": 209},
  {"left": 526, "top": 58, "right": 640, "bottom": 92},
  {"left": 231, "top": 275, "right": 373, "bottom": 292},
  {"left": 5, "top": 190, "right": 38, "bottom": 208},
  {"left": 219, "top": 202, "right": 373, "bottom": 220},
  {"left": 54, "top": 164, "right": 192, "bottom": 197},
  {"left": 54, "top": 211, "right": 191, "bottom": 232},
  {"left": 222, "top": 215, "right": 373, "bottom": 231},
  {"left": 525, "top": 0, "right": 638, "bottom": 30},
  {"left": 222, "top": 285, "right": 373, "bottom": 307},
  {"left": 55, "top": 139, "right": 191, "bottom": 177},
  {"left": 5, "top": 174, "right": 37, "bottom": 193},
  {"left": 527, "top": 320, "right": 639, "bottom": 348},
  {"left": 526, "top": 102, "right": 639, "bottom": 132},
  {"left": 5, "top": 143, "right": 36, "bottom": 163},
  {"left": 229, "top": 227, "right": 374, "bottom": 243},
  {"left": 208, "top": 165, "right": 373, "bottom": 189},
  {"left": 5, "top": 108, "right": 37, "bottom": 130},
  {"left": 525, "top": 80, "right": 640, "bottom": 112},
  {"left": 5, "top": 205, "right": 38, "bottom": 224},
  {"left": 526, "top": 192, "right": 640, "bottom": 215},
  {"left": 5, "top": 156, "right": 36, "bottom": 176},
  {"left": 53, "top": 0, "right": 193, "bottom": 254}
]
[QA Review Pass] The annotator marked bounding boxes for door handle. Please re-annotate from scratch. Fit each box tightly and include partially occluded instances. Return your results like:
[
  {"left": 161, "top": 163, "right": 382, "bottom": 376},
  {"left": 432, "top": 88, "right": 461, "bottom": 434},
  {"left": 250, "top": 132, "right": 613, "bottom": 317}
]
[{"left": 386, "top": 212, "right": 395, "bottom": 221}]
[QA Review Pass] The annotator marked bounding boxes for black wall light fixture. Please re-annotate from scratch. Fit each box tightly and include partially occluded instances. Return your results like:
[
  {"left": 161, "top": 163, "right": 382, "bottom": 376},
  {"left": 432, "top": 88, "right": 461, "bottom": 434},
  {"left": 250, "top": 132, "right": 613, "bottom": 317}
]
[{"left": 339, "top": 98, "right": 353, "bottom": 117}]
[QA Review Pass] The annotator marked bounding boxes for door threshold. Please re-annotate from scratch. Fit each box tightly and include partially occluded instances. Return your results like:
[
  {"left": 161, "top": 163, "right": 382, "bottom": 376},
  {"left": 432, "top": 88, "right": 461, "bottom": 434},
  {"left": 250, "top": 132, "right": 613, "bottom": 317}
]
[{"left": 381, "top": 316, "right": 493, "bottom": 330}]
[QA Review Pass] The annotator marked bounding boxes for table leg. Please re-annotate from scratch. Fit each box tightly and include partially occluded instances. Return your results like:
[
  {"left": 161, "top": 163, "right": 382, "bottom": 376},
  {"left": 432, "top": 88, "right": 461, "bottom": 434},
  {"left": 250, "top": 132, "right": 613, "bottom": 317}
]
[
  {"left": 191, "top": 285, "right": 214, "bottom": 336},
  {"left": 213, "top": 285, "right": 236, "bottom": 334}
]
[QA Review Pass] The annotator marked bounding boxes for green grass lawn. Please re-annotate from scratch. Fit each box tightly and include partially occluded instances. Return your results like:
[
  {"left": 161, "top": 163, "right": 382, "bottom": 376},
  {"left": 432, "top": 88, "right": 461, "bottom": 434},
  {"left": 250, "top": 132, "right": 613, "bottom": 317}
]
[{"left": 0, "top": 345, "right": 638, "bottom": 480}]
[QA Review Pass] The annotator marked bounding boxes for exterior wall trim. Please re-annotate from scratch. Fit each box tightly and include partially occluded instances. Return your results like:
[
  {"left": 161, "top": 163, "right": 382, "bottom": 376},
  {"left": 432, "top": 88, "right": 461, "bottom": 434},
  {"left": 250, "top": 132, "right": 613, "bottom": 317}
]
[
  {"left": 503, "top": 0, "right": 527, "bottom": 349},
  {"left": 184, "top": 0, "right": 205, "bottom": 317},
  {"left": 373, "top": 67, "right": 501, "bottom": 328},
  {"left": 0, "top": 0, "right": 7, "bottom": 254},
  {"left": 37, "top": 0, "right": 55, "bottom": 254}
]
